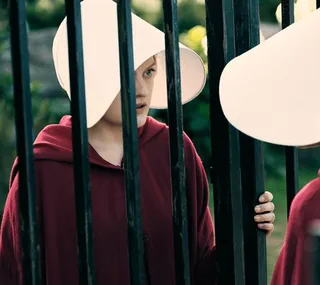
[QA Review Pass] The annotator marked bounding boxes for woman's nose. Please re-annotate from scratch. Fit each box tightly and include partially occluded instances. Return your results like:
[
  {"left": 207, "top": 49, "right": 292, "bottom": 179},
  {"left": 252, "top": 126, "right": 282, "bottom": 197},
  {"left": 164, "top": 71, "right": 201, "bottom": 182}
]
[{"left": 135, "top": 75, "right": 147, "bottom": 96}]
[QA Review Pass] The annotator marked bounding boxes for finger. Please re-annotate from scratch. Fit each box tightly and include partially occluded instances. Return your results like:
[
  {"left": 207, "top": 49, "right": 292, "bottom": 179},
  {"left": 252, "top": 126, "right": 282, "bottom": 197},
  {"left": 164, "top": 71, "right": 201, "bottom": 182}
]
[
  {"left": 254, "top": 212, "right": 275, "bottom": 223},
  {"left": 259, "top": 191, "right": 274, "bottom": 203},
  {"left": 257, "top": 223, "right": 274, "bottom": 236},
  {"left": 255, "top": 202, "right": 275, "bottom": 213}
]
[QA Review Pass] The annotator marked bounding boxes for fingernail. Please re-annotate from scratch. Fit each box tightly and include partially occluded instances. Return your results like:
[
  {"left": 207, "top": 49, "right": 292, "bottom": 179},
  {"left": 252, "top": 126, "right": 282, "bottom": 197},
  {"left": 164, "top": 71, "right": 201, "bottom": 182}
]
[
  {"left": 259, "top": 197, "right": 265, "bottom": 203},
  {"left": 255, "top": 206, "right": 261, "bottom": 212}
]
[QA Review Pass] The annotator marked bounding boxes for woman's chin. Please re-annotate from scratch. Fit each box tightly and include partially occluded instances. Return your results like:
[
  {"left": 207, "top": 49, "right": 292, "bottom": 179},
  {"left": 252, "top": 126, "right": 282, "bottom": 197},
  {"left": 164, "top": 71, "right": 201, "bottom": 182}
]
[{"left": 136, "top": 114, "right": 148, "bottom": 128}]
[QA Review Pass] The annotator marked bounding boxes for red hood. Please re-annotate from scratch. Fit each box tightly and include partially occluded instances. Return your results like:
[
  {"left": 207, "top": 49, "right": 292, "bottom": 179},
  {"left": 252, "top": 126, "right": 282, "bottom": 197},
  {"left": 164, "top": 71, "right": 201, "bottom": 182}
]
[{"left": 9, "top": 115, "right": 167, "bottom": 186}]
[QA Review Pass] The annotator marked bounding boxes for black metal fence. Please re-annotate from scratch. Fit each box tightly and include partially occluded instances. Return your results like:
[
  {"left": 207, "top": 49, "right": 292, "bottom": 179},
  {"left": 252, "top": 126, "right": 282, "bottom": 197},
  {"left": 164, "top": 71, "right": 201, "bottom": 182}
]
[{"left": 6, "top": 0, "right": 319, "bottom": 284}]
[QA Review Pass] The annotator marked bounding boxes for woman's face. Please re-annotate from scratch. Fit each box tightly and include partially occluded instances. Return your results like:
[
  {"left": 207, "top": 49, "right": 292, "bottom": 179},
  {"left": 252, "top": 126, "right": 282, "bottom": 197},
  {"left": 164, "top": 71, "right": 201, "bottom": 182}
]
[{"left": 103, "top": 55, "right": 158, "bottom": 128}]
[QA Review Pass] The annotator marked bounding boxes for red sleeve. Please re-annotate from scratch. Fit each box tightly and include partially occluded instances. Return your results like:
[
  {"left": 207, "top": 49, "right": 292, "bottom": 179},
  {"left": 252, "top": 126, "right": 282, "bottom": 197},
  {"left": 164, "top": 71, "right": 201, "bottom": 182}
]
[
  {"left": 0, "top": 160, "right": 43, "bottom": 285},
  {"left": 184, "top": 134, "right": 217, "bottom": 285},
  {"left": 0, "top": 172, "right": 23, "bottom": 285},
  {"left": 270, "top": 182, "right": 315, "bottom": 285}
]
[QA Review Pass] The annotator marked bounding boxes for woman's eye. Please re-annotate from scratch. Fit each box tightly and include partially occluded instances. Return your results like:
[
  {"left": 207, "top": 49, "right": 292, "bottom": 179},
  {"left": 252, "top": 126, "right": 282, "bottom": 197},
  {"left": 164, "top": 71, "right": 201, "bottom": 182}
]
[{"left": 144, "top": 69, "right": 155, "bottom": 77}]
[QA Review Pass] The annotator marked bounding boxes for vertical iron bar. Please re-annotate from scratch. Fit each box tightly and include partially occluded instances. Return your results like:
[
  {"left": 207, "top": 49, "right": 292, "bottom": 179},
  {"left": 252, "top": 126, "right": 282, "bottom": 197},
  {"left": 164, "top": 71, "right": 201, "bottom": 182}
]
[
  {"left": 8, "top": 0, "right": 41, "bottom": 284},
  {"left": 281, "top": 0, "right": 294, "bottom": 29},
  {"left": 64, "top": 0, "right": 96, "bottom": 284},
  {"left": 204, "top": 0, "right": 246, "bottom": 284},
  {"left": 161, "top": 0, "right": 191, "bottom": 284},
  {"left": 233, "top": 0, "right": 267, "bottom": 284},
  {"left": 117, "top": 1, "right": 145, "bottom": 284},
  {"left": 285, "top": 147, "right": 299, "bottom": 217},
  {"left": 281, "top": 0, "right": 299, "bottom": 218},
  {"left": 1, "top": 0, "right": 8, "bottom": 9}
]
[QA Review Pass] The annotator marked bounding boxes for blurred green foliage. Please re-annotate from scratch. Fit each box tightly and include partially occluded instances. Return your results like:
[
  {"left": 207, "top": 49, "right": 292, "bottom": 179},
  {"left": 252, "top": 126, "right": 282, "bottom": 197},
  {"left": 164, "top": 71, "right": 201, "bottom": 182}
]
[
  {"left": 26, "top": 0, "right": 66, "bottom": 29},
  {"left": 260, "top": 0, "right": 279, "bottom": 22},
  {"left": 0, "top": 6, "right": 68, "bottom": 215}
]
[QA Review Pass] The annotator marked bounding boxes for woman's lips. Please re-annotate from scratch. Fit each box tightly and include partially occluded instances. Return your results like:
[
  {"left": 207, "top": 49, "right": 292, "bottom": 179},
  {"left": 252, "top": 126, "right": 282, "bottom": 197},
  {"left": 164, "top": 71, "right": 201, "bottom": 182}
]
[{"left": 136, "top": 103, "right": 147, "bottom": 113}]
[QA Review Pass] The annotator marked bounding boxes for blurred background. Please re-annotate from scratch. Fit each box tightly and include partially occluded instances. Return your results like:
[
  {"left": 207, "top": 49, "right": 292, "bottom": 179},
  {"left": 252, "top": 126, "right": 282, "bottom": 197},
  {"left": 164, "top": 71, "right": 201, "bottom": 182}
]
[{"left": 0, "top": 0, "right": 319, "bottom": 282}]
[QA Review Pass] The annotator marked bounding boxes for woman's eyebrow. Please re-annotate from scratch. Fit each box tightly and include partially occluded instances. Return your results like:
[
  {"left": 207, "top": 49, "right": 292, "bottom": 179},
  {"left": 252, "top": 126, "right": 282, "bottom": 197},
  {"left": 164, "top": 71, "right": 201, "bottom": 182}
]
[{"left": 145, "top": 62, "right": 156, "bottom": 69}]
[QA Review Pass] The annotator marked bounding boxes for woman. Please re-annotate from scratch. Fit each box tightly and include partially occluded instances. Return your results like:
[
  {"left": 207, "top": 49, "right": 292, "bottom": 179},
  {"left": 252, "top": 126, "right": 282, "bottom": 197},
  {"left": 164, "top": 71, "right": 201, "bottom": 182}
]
[
  {"left": 0, "top": 0, "right": 275, "bottom": 284},
  {"left": 219, "top": 8, "right": 320, "bottom": 285}
]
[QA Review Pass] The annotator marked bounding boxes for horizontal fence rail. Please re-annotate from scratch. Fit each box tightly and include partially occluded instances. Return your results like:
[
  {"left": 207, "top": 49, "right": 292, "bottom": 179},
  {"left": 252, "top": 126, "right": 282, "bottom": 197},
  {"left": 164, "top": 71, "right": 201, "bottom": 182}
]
[
  {"left": 204, "top": 0, "right": 247, "bottom": 284},
  {"left": 64, "top": 0, "right": 96, "bottom": 284},
  {"left": 8, "top": 0, "right": 41, "bottom": 284},
  {"left": 117, "top": 0, "right": 145, "bottom": 284},
  {"left": 161, "top": 0, "right": 191, "bottom": 285}
]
